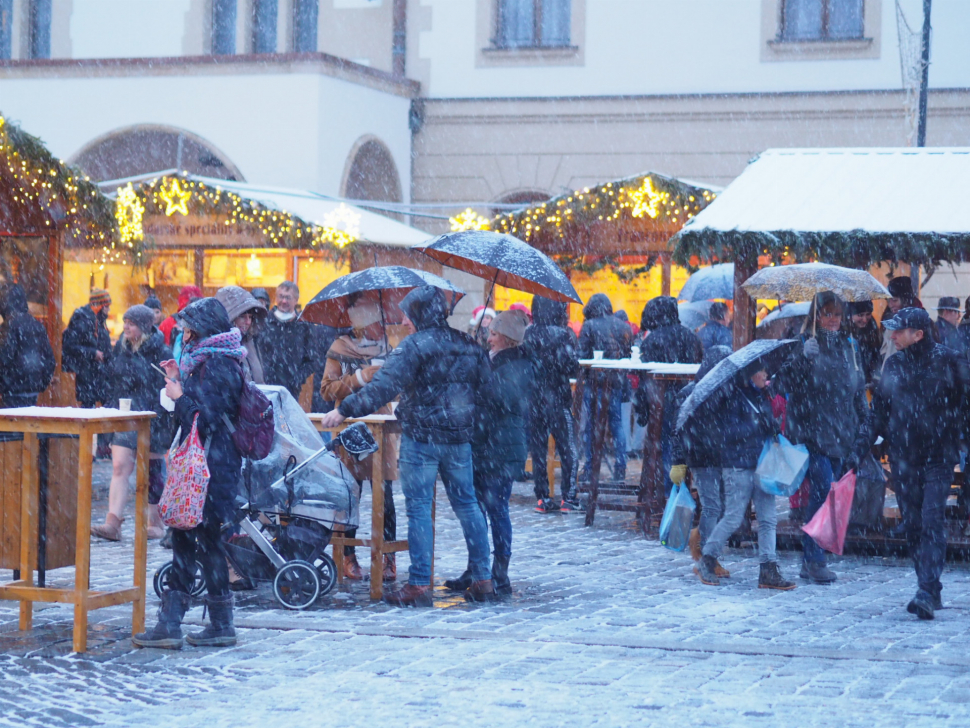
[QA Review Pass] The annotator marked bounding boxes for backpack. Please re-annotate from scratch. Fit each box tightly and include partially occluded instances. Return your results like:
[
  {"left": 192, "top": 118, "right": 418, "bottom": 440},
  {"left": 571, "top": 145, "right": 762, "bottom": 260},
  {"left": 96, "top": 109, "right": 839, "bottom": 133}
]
[{"left": 201, "top": 359, "right": 275, "bottom": 461}]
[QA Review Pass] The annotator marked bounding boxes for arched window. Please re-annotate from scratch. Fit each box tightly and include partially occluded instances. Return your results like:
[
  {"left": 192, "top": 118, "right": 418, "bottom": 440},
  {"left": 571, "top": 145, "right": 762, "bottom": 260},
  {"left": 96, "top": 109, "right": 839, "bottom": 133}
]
[
  {"left": 70, "top": 126, "right": 244, "bottom": 183},
  {"left": 343, "top": 138, "right": 402, "bottom": 218}
]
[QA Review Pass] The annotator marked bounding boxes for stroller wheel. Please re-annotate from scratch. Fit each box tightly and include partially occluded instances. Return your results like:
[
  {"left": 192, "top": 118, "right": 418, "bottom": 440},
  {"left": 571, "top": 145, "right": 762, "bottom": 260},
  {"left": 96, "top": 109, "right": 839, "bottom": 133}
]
[
  {"left": 315, "top": 553, "right": 337, "bottom": 596},
  {"left": 153, "top": 560, "right": 207, "bottom": 599},
  {"left": 273, "top": 560, "right": 321, "bottom": 610}
]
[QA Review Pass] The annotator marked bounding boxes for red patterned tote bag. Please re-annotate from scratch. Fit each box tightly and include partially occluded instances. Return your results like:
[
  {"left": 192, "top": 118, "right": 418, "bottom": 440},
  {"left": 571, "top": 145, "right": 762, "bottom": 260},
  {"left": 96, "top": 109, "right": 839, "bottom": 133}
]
[{"left": 159, "top": 414, "right": 211, "bottom": 529}]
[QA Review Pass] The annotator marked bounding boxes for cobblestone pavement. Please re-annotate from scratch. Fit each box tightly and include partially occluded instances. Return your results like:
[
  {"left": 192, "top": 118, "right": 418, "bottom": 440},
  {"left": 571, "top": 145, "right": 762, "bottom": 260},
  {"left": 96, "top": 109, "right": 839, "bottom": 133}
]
[{"left": 2, "top": 461, "right": 970, "bottom": 727}]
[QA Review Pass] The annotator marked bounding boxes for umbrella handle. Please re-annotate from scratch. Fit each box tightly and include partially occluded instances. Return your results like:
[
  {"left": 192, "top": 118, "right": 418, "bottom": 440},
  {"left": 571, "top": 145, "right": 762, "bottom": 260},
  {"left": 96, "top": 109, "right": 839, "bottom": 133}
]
[{"left": 477, "top": 269, "right": 500, "bottom": 336}]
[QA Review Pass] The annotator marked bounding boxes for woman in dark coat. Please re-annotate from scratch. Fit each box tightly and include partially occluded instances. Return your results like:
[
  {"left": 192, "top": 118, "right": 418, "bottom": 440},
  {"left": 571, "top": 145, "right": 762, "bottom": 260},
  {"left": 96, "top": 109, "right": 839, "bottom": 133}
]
[
  {"left": 446, "top": 311, "right": 533, "bottom": 596},
  {"left": 91, "top": 305, "right": 172, "bottom": 542},
  {"left": 133, "top": 298, "right": 245, "bottom": 650},
  {"left": 0, "top": 283, "right": 55, "bottom": 407},
  {"left": 774, "top": 292, "right": 870, "bottom": 584}
]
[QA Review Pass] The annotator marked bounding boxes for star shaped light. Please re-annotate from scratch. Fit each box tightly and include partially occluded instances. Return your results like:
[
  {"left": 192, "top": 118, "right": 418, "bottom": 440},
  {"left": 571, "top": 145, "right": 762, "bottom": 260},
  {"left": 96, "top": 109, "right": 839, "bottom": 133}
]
[{"left": 159, "top": 178, "right": 191, "bottom": 217}]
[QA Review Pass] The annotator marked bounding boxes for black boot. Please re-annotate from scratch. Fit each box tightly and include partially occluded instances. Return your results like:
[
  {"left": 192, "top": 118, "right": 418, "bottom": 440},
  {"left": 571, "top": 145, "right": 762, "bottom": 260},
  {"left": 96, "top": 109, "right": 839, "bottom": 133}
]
[
  {"left": 444, "top": 568, "right": 473, "bottom": 592},
  {"left": 696, "top": 555, "right": 720, "bottom": 586},
  {"left": 186, "top": 593, "right": 237, "bottom": 647},
  {"left": 759, "top": 562, "right": 796, "bottom": 591},
  {"left": 492, "top": 554, "right": 511, "bottom": 596},
  {"left": 132, "top": 590, "right": 190, "bottom": 649}
]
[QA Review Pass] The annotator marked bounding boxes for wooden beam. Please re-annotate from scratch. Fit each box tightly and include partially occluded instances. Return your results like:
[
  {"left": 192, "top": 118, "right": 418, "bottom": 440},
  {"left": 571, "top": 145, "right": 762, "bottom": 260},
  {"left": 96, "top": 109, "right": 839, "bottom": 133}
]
[{"left": 733, "top": 259, "right": 758, "bottom": 349}]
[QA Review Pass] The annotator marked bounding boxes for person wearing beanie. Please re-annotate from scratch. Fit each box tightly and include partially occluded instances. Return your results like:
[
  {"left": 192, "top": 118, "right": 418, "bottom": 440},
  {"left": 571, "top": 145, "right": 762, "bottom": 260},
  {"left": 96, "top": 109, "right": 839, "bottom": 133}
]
[
  {"left": 159, "top": 285, "right": 202, "bottom": 347},
  {"left": 467, "top": 305, "right": 496, "bottom": 349},
  {"left": 92, "top": 304, "right": 172, "bottom": 543},
  {"left": 845, "top": 300, "right": 882, "bottom": 385},
  {"left": 442, "top": 310, "right": 532, "bottom": 596},
  {"left": 508, "top": 302, "right": 532, "bottom": 325},
  {"left": 935, "top": 297, "right": 967, "bottom": 359},
  {"left": 320, "top": 295, "right": 399, "bottom": 582},
  {"left": 144, "top": 295, "right": 165, "bottom": 327},
  {"left": 62, "top": 289, "right": 113, "bottom": 408}
]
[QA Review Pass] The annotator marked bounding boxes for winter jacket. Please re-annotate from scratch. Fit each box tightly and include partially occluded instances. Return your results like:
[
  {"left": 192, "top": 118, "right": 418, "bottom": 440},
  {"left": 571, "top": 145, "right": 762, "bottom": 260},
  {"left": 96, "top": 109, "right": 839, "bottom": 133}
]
[
  {"left": 697, "top": 321, "right": 733, "bottom": 351},
  {"left": 578, "top": 293, "right": 632, "bottom": 395},
  {"left": 522, "top": 296, "right": 578, "bottom": 413},
  {"left": 159, "top": 285, "right": 202, "bottom": 346},
  {"left": 773, "top": 330, "right": 870, "bottom": 461},
  {"left": 473, "top": 345, "right": 534, "bottom": 471},
  {"left": 846, "top": 318, "right": 882, "bottom": 385},
  {"left": 936, "top": 317, "right": 968, "bottom": 359},
  {"left": 695, "top": 377, "right": 779, "bottom": 470},
  {"left": 320, "top": 334, "right": 398, "bottom": 480},
  {"left": 634, "top": 296, "right": 703, "bottom": 426},
  {"left": 61, "top": 304, "right": 112, "bottom": 406},
  {"left": 872, "top": 336, "right": 970, "bottom": 468},
  {"left": 671, "top": 345, "right": 732, "bottom": 469},
  {"left": 0, "top": 284, "right": 55, "bottom": 399},
  {"left": 106, "top": 330, "right": 173, "bottom": 453},
  {"left": 310, "top": 323, "right": 343, "bottom": 413},
  {"left": 338, "top": 286, "right": 491, "bottom": 445},
  {"left": 256, "top": 310, "right": 315, "bottom": 399}
]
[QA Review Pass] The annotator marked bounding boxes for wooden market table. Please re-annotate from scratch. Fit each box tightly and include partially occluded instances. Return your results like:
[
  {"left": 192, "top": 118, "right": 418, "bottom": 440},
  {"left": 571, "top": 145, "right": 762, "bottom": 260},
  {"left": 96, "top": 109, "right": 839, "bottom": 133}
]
[
  {"left": 309, "top": 413, "right": 408, "bottom": 600},
  {"left": 0, "top": 407, "right": 154, "bottom": 653},
  {"left": 576, "top": 360, "right": 699, "bottom": 536}
]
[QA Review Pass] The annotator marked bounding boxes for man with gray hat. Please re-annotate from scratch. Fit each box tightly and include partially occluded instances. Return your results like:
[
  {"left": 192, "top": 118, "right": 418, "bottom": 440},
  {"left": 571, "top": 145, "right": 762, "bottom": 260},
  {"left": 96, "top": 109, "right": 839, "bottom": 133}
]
[
  {"left": 872, "top": 307, "right": 970, "bottom": 619},
  {"left": 935, "top": 297, "right": 967, "bottom": 359}
]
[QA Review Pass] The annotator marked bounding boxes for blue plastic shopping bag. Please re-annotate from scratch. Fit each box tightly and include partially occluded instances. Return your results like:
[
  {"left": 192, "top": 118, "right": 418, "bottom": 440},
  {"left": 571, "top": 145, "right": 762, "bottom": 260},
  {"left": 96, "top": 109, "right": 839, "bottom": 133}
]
[
  {"left": 660, "top": 482, "right": 696, "bottom": 552},
  {"left": 756, "top": 435, "right": 810, "bottom": 497}
]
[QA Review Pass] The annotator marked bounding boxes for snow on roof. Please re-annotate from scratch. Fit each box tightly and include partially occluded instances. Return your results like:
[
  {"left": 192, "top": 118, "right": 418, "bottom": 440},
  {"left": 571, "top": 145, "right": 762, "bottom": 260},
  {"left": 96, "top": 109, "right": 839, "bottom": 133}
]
[{"left": 680, "top": 148, "right": 970, "bottom": 236}]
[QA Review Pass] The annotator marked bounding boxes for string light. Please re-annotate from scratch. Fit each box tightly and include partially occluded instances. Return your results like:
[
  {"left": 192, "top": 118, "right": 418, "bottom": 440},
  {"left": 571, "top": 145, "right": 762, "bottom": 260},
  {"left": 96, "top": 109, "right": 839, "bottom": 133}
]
[
  {"left": 115, "top": 183, "right": 144, "bottom": 244},
  {"left": 449, "top": 208, "right": 490, "bottom": 232}
]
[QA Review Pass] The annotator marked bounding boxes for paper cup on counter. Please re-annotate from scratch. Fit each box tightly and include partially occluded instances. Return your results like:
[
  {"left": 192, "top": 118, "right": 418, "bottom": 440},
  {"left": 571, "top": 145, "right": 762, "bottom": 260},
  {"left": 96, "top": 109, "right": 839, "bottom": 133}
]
[
  {"left": 119, "top": 398, "right": 132, "bottom": 412},
  {"left": 593, "top": 351, "right": 604, "bottom": 360}
]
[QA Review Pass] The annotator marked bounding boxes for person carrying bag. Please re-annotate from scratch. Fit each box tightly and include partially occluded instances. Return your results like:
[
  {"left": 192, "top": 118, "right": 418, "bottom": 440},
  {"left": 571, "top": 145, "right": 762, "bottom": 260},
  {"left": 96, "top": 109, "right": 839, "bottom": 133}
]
[{"left": 133, "top": 298, "right": 246, "bottom": 650}]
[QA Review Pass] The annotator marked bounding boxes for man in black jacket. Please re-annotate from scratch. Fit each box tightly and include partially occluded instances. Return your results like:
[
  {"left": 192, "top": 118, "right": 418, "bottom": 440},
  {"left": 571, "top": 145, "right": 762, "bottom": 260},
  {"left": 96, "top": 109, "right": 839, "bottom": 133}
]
[
  {"left": 62, "top": 288, "right": 112, "bottom": 407},
  {"left": 578, "top": 293, "right": 632, "bottom": 481},
  {"left": 320, "top": 286, "right": 495, "bottom": 607},
  {"left": 0, "top": 284, "right": 55, "bottom": 407},
  {"left": 697, "top": 302, "right": 733, "bottom": 351},
  {"left": 524, "top": 295, "right": 580, "bottom": 512},
  {"left": 872, "top": 307, "right": 970, "bottom": 620},
  {"left": 935, "top": 297, "right": 967, "bottom": 359},
  {"left": 256, "top": 281, "right": 314, "bottom": 399}
]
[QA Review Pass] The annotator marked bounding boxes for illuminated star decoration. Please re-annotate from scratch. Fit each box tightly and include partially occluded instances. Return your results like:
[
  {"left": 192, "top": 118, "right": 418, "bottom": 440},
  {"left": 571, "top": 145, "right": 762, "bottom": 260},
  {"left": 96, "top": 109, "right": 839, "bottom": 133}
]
[
  {"left": 317, "top": 203, "right": 361, "bottom": 248},
  {"left": 159, "top": 177, "right": 191, "bottom": 217},
  {"left": 622, "top": 176, "right": 667, "bottom": 220},
  {"left": 449, "top": 208, "right": 490, "bottom": 232},
  {"left": 115, "top": 183, "right": 145, "bottom": 244}
]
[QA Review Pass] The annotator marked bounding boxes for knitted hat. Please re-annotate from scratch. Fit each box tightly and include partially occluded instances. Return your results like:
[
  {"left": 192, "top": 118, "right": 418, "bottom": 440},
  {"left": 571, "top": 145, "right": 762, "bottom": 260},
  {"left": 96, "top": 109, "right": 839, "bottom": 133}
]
[
  {"left": 144, "top": 295, "right": 163, "bottom": 312},
  {"left": 490, "top": 310, "right": 527, "bottom": 344},
  {"left": 89, "top": 288, "right": 111, "bottom": 307},
  {"left": 123, "top": 304, "right": 156, "bottom": 333}
]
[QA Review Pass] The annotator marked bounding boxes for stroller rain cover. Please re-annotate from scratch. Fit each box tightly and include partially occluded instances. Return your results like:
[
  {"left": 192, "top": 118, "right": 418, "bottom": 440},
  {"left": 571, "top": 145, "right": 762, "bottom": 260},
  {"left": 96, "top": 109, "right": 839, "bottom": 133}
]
[{"left": 243, "top": 386, "right": 360, "bottom": 530}]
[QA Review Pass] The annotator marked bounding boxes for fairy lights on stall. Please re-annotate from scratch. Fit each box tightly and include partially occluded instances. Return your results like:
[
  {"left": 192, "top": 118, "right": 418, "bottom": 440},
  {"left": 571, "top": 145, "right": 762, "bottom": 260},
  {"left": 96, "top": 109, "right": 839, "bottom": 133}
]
[{"left": 449, "top": 208, "right": 491, "bottom": 232}]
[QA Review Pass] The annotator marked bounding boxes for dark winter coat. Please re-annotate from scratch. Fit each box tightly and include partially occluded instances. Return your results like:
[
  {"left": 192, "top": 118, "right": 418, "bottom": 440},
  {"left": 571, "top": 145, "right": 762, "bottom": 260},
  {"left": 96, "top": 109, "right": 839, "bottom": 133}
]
[
  {"left": 522, "top": 296, "right": 578, "bottom": 413},
  {"left": 579, "top": 293, "right": 632, "bottom": 396},
  {"left": 338, "top": 286, "right": 491, "bottom": 445},
  {"left": 697, "top": 320, "right": 733, "bottom": 351},
  {"left": 634, "top": 296, "right": 703, "bottom": 427},
  {"left": 106, "top": 330, "right": 173, "bottom": 453},
  {"left": 256, "top": 311, "right": 314, "bottom": 399},
  {"left": 872, "top": 336, "right": 970, "bottom": 468},
  {"left": 310, "top": 322, "right": 344, "bottom": 413},
  {"left": 671, "top": 345, "right": 732, "bottom": 469},
  {"left": 0, "top": 285, "right": 55, "bottom": 398},
  {"left": 936, "top": 317, "right": 968, "bottom": 359},
  {"left": 846, "top": 318, "right": 882, "bottom": 385},
  {"left": 62, "top": 304, "right": 112, "bottom": 406},
  {"left": 473, "top": 346, "right": 534, "bottom": 471},
  {"left": 173, "top": 299, "right": 244, "bottom": 522},
  {"left": 695, "top": 377, "right": 779, "bottom": 470},
  {"left": 773, "top": 330, "right": 870, "bottom": 461}
]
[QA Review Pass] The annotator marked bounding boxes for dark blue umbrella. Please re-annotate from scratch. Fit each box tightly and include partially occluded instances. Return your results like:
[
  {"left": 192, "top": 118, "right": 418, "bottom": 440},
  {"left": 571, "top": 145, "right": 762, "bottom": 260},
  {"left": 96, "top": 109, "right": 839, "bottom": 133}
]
[
  {"left": 415, "top": 230, "right": 582, "bottom": 304},
  {"left": 301, "top": 266, "right": 464, "bottom": 328},
  {"left": 678, "top": 263, "right": 734, "bottom": 303},
  {"left": 675, "top": 339, "right": 797, "bottom": 430}
]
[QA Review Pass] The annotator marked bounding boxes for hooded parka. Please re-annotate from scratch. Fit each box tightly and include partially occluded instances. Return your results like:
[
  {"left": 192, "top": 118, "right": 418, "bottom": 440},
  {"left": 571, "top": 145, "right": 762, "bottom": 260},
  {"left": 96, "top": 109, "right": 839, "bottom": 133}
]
[
  {"left": 62, "top": 303, "right": 112, "bottom": 406},
  {"left": 0, "top": 284, "right": 55, "bottom": 402}
]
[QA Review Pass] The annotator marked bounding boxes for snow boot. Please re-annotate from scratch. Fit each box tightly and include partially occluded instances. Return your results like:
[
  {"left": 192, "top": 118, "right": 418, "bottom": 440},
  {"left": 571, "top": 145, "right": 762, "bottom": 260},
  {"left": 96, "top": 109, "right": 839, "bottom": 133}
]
[
  {"left": 186, "top": 594, "right": 237, "bottom": 647},
  {"left": 800, "top": 560, "right": 837, "bottom": 584},
  {"left": 463, "top": 579, "right": 497, "bottom": 603},
  {"left": 758, "top": 562, "right": 796, "bottom": 591},
  {"left": 492, "top": 554, "right": 511, "bottom": 596},
  {"left": 696, "top": 555, "right": 720, "bottom": 586},
  {"left": 444, "top": 568, "right": 473, "bottom": 592},
  {"left": 91, "top": 513, "right": 124, "bottom": 542},
  {"left": 382, "top": 554, "right": 397, "bottom": 582},
  {"left": 132, "top": 590, "right": 190, "bottom": 649},
  {"left": 907, "top": 590, "right": 935, "bottom": 620},
  {"left": 343, "top": 552, "right": 364, "bottom": 580}
]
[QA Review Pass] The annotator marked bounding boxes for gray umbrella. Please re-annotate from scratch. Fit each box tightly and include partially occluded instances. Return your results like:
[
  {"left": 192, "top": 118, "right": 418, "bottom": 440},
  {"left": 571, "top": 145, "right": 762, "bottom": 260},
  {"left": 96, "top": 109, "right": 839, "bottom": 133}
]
[
  {"left": 678, "top": 301, "right": 712, "bottom": 332},
  {"left": 678, "top": 263, "right": 733, "bottom": 303},
  {"left": 675, "top": 339, "right": 798, "bottom": 430},
  {"left": 758, "top": 302, "right": 811, "bottom": 327}
]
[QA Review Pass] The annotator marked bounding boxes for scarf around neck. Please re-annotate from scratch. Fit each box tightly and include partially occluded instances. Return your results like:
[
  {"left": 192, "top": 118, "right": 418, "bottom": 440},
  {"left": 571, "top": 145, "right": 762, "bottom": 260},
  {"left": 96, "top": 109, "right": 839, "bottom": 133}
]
[{"left": 179, "top": 328, "right": 247, "bottom": 379}]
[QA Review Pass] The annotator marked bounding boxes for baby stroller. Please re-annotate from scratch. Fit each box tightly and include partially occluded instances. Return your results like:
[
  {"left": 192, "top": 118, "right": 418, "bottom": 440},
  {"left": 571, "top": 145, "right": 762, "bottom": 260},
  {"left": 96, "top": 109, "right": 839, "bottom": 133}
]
[{"left": 154, "top": 387, "right": 378, "bottom": 610}]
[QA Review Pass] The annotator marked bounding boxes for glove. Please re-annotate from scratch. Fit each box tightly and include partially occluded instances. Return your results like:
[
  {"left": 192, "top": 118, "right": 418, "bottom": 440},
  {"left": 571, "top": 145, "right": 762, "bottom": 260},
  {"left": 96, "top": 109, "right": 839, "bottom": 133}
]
[
  {"left": 803, "top": 337, "right": 820, "bottom": 359},
  {"left": 669, "top": 464, "right": 687, "bottom": 485}
]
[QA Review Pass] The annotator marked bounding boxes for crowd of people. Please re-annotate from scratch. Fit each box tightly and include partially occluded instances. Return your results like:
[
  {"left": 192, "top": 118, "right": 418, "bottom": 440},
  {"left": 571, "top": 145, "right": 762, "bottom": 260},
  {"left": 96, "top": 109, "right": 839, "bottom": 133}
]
[{"left": 0, "top": 270, "right": 966, "bottom": 650}]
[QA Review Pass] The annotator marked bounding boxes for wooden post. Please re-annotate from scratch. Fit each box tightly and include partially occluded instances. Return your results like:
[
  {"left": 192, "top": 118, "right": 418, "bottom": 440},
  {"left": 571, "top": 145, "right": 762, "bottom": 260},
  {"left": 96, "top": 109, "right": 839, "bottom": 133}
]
[
  {"left": 661, "top": 253, "right": 672, "bottom": 297},
  {"left": 73, "top": 424, "right": 92, "bottom": 653},
  {"left": 369, "top": 423, "right": 385, "bottom": 600},
  {"left": 132, "top": 423, "right": 150, "bottom": 636},
  {"left": 18, "top": 433, "right": 38, "bottom": 631},
  {"left": 733, "top": 258, "right": 758, "bottom": 350},
  {"left": 194, "top": 247, "right": 205, "bottom": 290}
]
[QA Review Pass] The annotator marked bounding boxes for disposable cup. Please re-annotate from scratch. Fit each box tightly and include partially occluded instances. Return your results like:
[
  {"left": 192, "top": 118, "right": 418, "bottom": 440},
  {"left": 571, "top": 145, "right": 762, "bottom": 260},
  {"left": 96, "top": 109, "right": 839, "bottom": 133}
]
[
  {"left": 593, "top": 351, "right": 604, "bottom": 360},
  {"left": 119, "top": 399, "right": 132, "bottom": 412}
]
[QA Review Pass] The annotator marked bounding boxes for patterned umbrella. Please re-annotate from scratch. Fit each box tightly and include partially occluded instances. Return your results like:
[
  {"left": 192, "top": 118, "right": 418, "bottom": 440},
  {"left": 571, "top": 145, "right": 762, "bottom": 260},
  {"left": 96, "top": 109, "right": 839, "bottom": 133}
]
[{"left": 741, "top": 263, "right": 890, "bottom": 303}]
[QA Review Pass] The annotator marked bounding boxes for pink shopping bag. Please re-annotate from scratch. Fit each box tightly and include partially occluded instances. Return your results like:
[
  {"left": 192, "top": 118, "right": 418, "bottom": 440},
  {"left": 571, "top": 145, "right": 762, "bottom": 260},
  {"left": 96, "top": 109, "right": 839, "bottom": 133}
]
[
  {"left": 801, "top": 470, "right": 856, "bottom": 556},
  {"left": 159, "top": 414, "right": 210, "bottom": 530}
]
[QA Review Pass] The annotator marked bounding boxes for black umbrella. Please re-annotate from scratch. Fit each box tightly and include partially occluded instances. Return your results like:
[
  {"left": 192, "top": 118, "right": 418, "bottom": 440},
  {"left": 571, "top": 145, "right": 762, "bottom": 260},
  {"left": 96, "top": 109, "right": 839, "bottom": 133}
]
[
  {"left": 300, "top": 266, "right": 465, "bottom": 328},
  {"left": 414, "top": 230, "right": 582, "bottom": 305},
  {"left": 675, "top": 339, "right": 798, "bottom": 430}
]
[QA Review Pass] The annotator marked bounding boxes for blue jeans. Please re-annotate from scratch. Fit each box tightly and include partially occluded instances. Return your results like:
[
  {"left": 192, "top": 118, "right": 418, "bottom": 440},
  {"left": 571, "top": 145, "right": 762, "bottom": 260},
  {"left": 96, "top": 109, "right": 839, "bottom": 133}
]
[
  {"left": 583, "top": 386, "right": 627, "bottom": 479},
  {"left": 398, "top": 436, "right": 492, "bottom": 586},
  {"left": 803, "top": 453, "right": 843, "bottom": 563},
  {"left": 474, "top": 464, "right": 514, "bottom": 557}
]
